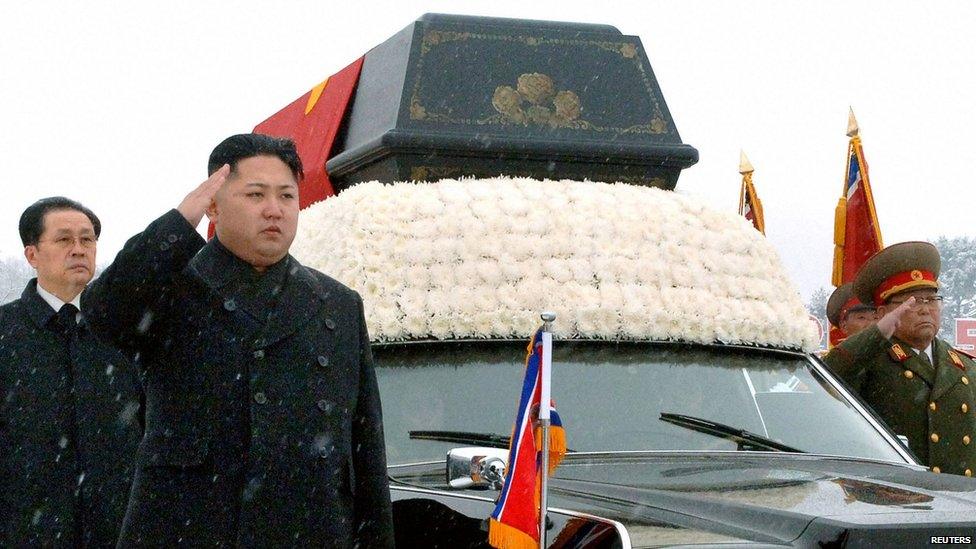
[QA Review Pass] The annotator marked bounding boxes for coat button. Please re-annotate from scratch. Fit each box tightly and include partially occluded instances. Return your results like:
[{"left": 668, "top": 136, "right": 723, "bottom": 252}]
[
  {"left": 253, "top": 349, "right": 265, "bottom": 359},
  {"left": 318, "top": 447, "right": 329, "bottom": 459},
  {"left": 965, "top": 435, "right": 971, "bottom": 445},
  {"left": 930, "top": 433, "right": 940, "bottom": 443},
  {"left": 929, "top": 402, "right": 937, "bottom": 412},
  {"left": 317, "top": 399, "right": 332, "bottom": 412},
  {"left": 967, "top": 469, "right": 973, "bottom": 477},
  {"left": 324, "top": 318, "right": 336, "bottom": 330},
  {"left": 254, "top": 392, "right": 268, "bottom": 404},
  {"left": 964, "top": 376, "right": 971, "bottom": 385},
  {"left": 168, "top": 234, "right": 179, "bottom": 243},
  {"left": 964, "top": 403, "right": 971, "bottom": 414},
  {"left": 317, "top": 355, "right": 329, "bottom": 368},
  {"left": 224, "top": 299, "right": 237, "bottom": 312},
  {"left": 932, "top": 466, "right": 941, "bottom": 474},
  {"left": 904, "top": 371, "right": 914, "bottom": 379}
]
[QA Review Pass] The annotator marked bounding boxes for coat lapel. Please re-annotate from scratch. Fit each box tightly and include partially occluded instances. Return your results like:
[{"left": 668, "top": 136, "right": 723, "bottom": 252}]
[
  {"left": 252, "top": 259, "right": 329, "bottom": 350},
  {"left": 187, "top": 244, "right": 330, "bottom": 351},
  {"left": 20, "top": 279, "right": 59, "bottom": 330},
  {"left": 890, "top": 337, "right": 936, "bottom": 387},
  {"left": 931, "top": 339, "right": 967, "bottom": 401}
]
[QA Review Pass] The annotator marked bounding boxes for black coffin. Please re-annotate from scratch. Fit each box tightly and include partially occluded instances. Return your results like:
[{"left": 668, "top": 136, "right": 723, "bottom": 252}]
[{"left": 326, "top": 14, "right": 698, "bottom": 191}]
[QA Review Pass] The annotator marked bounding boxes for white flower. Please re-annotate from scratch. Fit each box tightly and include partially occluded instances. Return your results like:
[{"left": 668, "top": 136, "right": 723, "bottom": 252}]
[{"left": 293, "top": 177, "right": 816, "bottom": 351}]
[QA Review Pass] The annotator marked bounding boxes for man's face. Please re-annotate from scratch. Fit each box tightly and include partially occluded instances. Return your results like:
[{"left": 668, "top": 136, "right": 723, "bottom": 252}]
[
  {"left": 210, "top": 155, "right": 299, "bottom": 270},
  {"left": 24, "top": 209, "right": 97, "bottom": 295},
  {"left": 840, "top": 309, "right": 877, "bottom": 336},
  {"left": 880, "top": 288, "right": 942, "bottom": 348}
]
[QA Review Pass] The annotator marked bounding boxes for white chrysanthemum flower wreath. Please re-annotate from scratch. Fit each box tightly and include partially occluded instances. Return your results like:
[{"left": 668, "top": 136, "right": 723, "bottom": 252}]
[{"left": 292, "top": 177, "right": 819, "bottom": 351}]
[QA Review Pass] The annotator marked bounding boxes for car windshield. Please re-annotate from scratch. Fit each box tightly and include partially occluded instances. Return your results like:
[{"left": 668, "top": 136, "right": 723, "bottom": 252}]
[{"left": 374, "top": 340, "right": 907, "bottom": 466}]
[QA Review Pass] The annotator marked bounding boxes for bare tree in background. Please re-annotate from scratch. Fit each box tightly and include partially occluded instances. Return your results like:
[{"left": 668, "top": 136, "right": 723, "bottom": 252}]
[
  {"left": 932, "top": 236, "right": 976, "bottom": 344},
  {"left": 806, "top": 287, "right": 829, "bottom": 334},
  {"left": 1, "top": 255, "right": 34, "bottom": 304}
]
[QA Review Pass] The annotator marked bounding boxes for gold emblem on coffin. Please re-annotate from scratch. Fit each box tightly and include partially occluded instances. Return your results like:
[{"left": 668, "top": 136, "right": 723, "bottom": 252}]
[
  {"left": 491, "top": 73, "right": 585, "bottom": 129},
  {"left": 410, "top": 31, "right": 670, "bottom": 134}
]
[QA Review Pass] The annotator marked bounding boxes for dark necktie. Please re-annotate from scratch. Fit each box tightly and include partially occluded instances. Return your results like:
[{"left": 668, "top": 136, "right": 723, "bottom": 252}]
[
  {"left": 58, "top": 303, "right": 79, "bottom": 339},
  {"left": 917, "top": 350, "right": 933, "bottom": 368}
]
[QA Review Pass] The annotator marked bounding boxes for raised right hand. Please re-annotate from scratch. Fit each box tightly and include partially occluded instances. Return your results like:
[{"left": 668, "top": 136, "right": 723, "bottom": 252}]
[
  {"left": 177, "top": 164, "right": 230, "bottom": 227},
  {"left": 876, "top": 297, "right": 915, "bottom": 339}
]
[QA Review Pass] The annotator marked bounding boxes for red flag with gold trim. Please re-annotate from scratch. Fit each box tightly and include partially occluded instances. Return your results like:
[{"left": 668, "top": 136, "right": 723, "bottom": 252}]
[{"left": 829, "top": 109, "right": 883, "bottom": 346}]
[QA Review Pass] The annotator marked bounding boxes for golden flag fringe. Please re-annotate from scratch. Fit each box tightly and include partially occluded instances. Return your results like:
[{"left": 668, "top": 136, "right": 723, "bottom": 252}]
[{"left": 831, "top": 194, "right": 847, "bottom": 286}]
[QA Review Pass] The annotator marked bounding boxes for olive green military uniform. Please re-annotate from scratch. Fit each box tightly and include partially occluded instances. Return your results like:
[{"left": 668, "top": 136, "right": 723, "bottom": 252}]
[{"left": 825, "top": 325, "right": 976, "bottom": 476}]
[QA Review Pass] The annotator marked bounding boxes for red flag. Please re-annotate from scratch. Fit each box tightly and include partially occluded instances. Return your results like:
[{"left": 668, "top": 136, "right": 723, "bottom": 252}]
[
  {"left": 830, "top": 111, "right": 883, "bottom": 346},
  {"left": 254, "top": 56, "right": 364, "bottom": 210}
]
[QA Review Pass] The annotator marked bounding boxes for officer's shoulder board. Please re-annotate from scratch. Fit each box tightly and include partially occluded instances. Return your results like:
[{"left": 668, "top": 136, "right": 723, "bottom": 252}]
[
  {"left": 952, "top": 347, "right": 976, "bottom": 366},
  {"left": 888, "top": 343, "right": 909, "bottom": 362}
]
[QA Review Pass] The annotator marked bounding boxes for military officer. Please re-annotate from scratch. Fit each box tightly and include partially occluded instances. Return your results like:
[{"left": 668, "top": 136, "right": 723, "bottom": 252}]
[
  {"left": 826, "top": 282, "right": 877, "bottom": 342},
  {"left": 824, "top": 241, "right": 976, "bottom": 476}
]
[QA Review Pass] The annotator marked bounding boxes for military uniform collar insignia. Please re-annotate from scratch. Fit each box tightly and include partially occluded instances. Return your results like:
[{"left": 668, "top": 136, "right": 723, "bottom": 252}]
[
  {"left": 949, "top": 350, "right": 967, "bottom": 371},
  {"left": 889, "top": 343, "right": 910, "bottom": 362}
]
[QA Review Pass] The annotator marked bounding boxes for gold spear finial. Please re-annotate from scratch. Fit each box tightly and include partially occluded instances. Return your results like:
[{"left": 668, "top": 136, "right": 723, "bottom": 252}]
[
  {"left": 739, "top": 150, "right": 754, "bottom": 175},
  {"left": 846, "top": 107, "right": 859, "bottom": 138}
]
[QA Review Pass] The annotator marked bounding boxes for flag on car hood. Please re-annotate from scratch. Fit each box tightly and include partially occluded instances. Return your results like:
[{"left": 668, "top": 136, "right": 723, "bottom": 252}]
[{"left": 488, "top": 328, "right": 566, "bottom": 549}]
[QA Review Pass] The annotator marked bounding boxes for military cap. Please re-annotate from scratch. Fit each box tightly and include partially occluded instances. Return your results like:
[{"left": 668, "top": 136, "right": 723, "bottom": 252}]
[
  {"left": 826, "top": 283, "right": 875, "bottom": 326},
  {"left": 853, "top": 241, "right": 941, "bottom": 306}
]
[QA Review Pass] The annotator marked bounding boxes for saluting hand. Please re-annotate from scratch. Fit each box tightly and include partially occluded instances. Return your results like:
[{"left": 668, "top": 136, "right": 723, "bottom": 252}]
[
  {"left": 177, "top": 164, "right": 230, "bottom": 227},
  {"left": 876, "top": 297, "right": 915, "bottom": 339}
]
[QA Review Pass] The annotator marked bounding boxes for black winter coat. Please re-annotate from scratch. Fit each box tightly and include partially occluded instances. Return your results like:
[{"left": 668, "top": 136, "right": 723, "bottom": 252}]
[
  {"left": 0, "top": 280, "right": 142, "bottom": 547},
  {"left": 83, "top": 210, "right": 394, "bottom": 547}
]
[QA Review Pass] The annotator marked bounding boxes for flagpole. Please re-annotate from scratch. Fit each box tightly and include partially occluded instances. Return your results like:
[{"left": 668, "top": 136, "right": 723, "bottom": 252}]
[{"left": 538, "top": 311, "right": 555, "bottom": 549}]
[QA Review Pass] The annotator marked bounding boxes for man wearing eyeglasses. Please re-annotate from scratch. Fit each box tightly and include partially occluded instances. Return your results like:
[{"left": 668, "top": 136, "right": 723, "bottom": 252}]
[
  {"left": 824, "top": 241, "right": 976, "bottom": 476},
  {"left": 0, "top": 197, "right": 142, "bottom": 546}
]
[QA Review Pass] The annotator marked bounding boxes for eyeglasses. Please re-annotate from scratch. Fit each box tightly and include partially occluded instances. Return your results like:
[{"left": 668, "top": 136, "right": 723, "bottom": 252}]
[
  {"left": 889, "top": 295, "right": 944, "bottom": 308},
  {"left": 39, "top": 235, "right": 97, "bottom": 249}
]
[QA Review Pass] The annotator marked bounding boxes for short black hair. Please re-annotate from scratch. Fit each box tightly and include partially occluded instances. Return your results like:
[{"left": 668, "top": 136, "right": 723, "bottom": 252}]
[
  {"left": 19, "top": 196, "right": 101, "bottom": 247},
  {"left": 208, "top": 133, "right": 303, "bottom": 181}
]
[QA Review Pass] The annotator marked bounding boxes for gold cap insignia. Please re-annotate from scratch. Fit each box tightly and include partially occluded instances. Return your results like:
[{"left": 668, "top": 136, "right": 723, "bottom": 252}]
[{"left": 911, "top": 270, "right": 924, "bottom": 281}]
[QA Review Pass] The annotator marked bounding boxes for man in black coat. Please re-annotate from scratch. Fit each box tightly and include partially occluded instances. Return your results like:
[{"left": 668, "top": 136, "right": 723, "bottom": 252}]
[
  {"left": 83, "top": 134, "right": 394, "bottom": 547},
  {"left": 0, "top": 197, "right": 142, "bottom": 546}
]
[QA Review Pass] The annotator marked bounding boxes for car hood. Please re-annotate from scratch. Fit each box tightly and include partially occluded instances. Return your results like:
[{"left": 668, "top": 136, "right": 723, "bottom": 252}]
[{"left": 542, "top": 452, "right": 976, "bottom": 546}]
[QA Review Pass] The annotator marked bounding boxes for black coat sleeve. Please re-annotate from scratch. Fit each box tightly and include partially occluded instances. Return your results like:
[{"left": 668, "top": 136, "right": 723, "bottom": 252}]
[
  {"left": 351, "top": 293, "right": 395, "bottom": 547},
  {"left": 83, "top": 209, "right": 205, "bottom": 354}
]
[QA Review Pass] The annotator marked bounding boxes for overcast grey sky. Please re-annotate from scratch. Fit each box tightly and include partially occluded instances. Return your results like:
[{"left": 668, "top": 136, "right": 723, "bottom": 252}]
[{"left": 1, "top": 0, "right": 972, "bottom": 300}]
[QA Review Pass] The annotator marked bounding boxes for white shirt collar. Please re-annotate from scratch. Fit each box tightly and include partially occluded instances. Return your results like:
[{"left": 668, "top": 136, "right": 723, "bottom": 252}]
[{"left": 35, "top": 282, "right": 82, "bottom": 315}]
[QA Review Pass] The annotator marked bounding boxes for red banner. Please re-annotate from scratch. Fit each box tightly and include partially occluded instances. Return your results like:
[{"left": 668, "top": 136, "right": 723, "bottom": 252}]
[{"left": 254, "top": 56, "right": 365, "bottom": 210}]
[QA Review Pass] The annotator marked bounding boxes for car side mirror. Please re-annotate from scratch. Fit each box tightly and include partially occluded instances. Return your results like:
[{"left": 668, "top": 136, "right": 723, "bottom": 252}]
[{"left": 446, "top": 447, "right": 508, "bottom": 490}]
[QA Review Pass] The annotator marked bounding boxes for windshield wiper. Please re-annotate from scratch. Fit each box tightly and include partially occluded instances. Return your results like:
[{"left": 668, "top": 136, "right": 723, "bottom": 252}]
[
  {"left": 409, "top": 430, "right": 511, "bottom": 449},
  {"left": 659, "top": 413, "right": 804, "bottom": 453}
]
